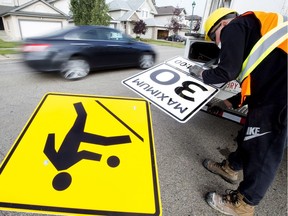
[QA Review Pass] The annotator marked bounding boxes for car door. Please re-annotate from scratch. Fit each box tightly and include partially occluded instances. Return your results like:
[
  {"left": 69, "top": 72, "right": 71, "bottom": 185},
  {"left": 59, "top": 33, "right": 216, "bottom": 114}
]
[
  {"left": 76, "top": 28, "right": 116, "bottom": 69},
  {"left": 76, "top": 27, "right": 138, "bottom": 69},
  {"left": 100, "top": 28, "right": 139, "bottom": 67}
]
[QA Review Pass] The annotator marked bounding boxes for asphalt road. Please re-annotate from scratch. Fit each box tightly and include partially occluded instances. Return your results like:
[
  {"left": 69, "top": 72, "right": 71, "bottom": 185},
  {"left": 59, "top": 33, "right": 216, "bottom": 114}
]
[{"left": 0, "top": 45, "right": 286, "bottom": 216}]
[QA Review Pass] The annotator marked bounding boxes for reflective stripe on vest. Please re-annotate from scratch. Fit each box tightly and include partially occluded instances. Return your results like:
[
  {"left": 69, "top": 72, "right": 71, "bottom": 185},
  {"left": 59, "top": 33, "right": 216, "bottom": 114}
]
[{"left": 237, "top": 19, "right": 288, "bottom": 83}]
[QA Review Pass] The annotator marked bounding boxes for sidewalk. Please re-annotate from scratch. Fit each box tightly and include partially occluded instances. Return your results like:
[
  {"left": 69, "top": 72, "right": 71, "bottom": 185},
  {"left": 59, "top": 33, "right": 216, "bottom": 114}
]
[{"left": 0, "top": 54, "right": 22, "bottom": 61}]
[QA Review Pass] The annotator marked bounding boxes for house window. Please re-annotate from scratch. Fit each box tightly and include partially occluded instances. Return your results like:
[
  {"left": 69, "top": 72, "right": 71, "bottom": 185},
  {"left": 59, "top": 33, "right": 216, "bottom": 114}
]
[{"left": 141, "top": 10, "right": 148, "bottom": 18}]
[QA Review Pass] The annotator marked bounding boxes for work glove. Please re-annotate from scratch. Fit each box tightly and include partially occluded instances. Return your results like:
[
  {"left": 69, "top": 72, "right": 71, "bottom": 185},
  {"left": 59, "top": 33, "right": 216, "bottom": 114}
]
[
  {"left": 189, "top": 64, "right": 204, "bottom": 78},
  {"left": 207, "top": 100, "right": 232, "bottom": 115}
]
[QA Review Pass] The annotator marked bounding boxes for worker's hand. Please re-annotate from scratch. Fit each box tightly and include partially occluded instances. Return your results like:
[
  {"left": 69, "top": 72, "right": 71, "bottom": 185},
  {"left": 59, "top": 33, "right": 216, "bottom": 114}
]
[
  {"left": 207, "top": 100, "right": 232, "bottom": 115},
  {"left": 189, "top": 65, "right": 204, "bottom": 78}
]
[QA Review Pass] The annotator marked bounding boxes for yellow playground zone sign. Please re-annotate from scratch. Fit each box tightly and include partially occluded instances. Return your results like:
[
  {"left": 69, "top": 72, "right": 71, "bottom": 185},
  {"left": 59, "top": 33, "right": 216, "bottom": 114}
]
[{"left": 0, "top": 93, "right": 161, "bottom": 216}]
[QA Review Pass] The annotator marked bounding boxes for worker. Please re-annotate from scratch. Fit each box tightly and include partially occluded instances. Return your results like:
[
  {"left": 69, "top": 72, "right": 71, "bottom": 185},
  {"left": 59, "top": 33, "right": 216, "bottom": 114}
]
[{"left": 189, "top": 7, "right": 287, "bottom": 216}]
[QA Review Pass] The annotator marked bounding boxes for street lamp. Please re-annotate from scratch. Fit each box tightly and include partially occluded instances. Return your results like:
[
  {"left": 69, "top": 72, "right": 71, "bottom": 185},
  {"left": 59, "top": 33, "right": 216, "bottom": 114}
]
[{"left": 189, "top": 1, "right": 196, "bottom": 33}]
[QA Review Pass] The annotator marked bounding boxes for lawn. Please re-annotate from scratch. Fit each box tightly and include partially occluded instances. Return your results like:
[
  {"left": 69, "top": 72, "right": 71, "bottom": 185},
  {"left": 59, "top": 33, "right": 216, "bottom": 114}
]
[
  {"left": 0, "top": 39, "right": 21, "bottom": 55},
  {"left": 140, "top": 38, "right": 185, "bottom": 48}
]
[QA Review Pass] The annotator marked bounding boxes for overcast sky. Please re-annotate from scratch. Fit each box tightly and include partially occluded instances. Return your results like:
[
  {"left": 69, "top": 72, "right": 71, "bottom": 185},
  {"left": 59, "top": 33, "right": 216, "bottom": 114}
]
[{"left": 155, "top": 0, "right": 206, "bottom": 17}]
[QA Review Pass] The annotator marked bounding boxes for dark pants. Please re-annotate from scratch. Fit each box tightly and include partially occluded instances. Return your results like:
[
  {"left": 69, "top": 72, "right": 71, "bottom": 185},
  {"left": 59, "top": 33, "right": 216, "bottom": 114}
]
[{"left": 228, "top": 104, "right": 287, "bottom": 205}]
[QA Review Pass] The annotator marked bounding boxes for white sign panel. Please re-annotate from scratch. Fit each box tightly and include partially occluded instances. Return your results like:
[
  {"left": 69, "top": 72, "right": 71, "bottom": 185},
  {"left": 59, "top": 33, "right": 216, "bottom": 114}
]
[
  {"left": 166, "top": 56, "right": 195, "bottom": 74},
  {"left": 122, "top": 61, "right": 219, "bottom": 123},
  {"left": 166, "top": 56, "right": 226, "bottom": 89}
]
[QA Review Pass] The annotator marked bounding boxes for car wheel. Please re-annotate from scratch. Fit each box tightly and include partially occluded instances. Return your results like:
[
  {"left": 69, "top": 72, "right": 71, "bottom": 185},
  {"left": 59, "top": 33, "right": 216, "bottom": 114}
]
[
  {"left": 139, "top": 53, "right": 155, "bottom": 69},
  {"left": 60, "top": 57, "right": 90, "bottom": 80}
]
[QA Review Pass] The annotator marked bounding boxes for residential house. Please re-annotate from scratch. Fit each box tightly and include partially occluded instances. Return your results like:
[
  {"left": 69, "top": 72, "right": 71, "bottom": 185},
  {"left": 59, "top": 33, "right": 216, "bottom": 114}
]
[
  {"left": 154, "top": 6, "right": 188, "bottom": 39},
  {"left": 0, "top": 0, "right": 69, "bottom": 40},
  {"left": 107, "top": 0, "right": 159, "bottom": 39},
  {"left": 185, "top": 14, "right": 202, "bottom": 33},
  {"left": 0, "top": 0, "right": 202, "bottom": 41},
  {"left": 0, "top": 0, "right": 163, "bottom": 40}
]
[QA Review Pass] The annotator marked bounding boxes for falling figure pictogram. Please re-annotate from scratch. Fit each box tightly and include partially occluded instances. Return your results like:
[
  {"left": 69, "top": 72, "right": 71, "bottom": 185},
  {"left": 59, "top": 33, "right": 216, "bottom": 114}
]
[{"left": 44, "top": 102, "right": 132, "bottom": 191}]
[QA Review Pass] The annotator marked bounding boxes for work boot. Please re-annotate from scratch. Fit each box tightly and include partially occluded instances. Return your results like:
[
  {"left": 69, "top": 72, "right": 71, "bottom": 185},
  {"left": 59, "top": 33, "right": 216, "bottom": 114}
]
[
  {"left": 206, "top": 190, "right": 255, "bottom": 216},
  {"left": 203, "top": 159, "right": 239, "bottom": 184}
]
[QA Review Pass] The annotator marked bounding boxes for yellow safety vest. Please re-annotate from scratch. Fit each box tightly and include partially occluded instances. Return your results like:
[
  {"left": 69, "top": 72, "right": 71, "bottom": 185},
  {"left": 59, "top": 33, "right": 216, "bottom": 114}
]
[{"left": 236, "top": 11, "right": 288, "bottom": 105}]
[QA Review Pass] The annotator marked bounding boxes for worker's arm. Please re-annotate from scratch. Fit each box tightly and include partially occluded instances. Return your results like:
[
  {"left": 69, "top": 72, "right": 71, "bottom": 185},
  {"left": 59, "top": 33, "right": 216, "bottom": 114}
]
[{"left": 202, "top": 22, "right": 247, "bottom": 84}]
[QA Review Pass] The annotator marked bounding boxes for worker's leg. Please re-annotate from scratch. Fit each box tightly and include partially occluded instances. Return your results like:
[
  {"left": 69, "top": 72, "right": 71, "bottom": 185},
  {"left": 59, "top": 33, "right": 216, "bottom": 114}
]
[{"left": 236, "top": 104, "right": 287, "bottom": 205}]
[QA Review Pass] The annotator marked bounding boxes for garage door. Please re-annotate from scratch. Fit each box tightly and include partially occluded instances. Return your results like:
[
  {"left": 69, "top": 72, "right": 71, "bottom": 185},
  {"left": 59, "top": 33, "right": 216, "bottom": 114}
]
[
  {"left": 19, "top": 20, "right": 62, "bottom": 39},
  {"left": 157, "top": 30, "right": 168, "bottom": 40}
]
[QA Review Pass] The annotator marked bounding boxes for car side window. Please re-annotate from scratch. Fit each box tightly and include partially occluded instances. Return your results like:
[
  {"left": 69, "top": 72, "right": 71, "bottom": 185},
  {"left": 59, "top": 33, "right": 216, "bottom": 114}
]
[
  {"left": 70, "top": 28, "right": 130, "bottom": 41},
  {"left": 109, "top": 31, "right": 124, "bottom": 41},
  {"left": 103, "top": 29, "right": 128, "bottom": 41},
  {"left": 65, "top": 30, "right": 82, "bottom": 40},
  {"left": 79, "top": 30, "right": 100, "bottom": 40}
]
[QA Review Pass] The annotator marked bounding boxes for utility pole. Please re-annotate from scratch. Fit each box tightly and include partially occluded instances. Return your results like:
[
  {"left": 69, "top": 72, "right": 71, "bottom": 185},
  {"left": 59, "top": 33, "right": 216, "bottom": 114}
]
[{"left": 189, "top": 1, "right": 196, "bottom": 33}]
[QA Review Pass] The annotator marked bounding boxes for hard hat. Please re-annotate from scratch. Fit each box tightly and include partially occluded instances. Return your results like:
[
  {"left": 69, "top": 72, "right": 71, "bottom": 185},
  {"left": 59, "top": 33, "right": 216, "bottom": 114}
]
[{"left": 204, "top": 7, "right": 238, "bottom": 41}]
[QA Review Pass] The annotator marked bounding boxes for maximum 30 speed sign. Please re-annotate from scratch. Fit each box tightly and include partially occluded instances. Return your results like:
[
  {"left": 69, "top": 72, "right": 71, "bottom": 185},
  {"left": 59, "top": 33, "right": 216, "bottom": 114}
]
[{"left": 122, "top": 61, "right": 219, "bottom": 123}]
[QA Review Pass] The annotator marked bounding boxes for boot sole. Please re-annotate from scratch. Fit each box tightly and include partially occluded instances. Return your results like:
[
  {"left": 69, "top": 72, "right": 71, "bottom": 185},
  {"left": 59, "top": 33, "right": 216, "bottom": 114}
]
[{"left": 206, "top": 192, "right": 236, "bottom": 216}]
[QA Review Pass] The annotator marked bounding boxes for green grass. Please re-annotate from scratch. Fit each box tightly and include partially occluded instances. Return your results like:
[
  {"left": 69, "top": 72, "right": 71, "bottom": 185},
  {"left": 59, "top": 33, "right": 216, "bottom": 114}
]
[
  {"left": 0, "top": 49, "right": 20, "bottom": 55},
  {"left": 140, "top": 38, "right": 185, "bottom": 48},
  {"left": 0, "top": 39, "right": 21, "bottom": 55},
  {"left": 0, "top": 39, "right": 21, "bottom": 48}
]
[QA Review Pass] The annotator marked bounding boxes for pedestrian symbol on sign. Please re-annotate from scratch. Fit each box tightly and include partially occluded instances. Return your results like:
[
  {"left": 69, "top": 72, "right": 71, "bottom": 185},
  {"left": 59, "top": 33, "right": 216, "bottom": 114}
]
[{"left": 44, "top": 101, "right": 133, "bottom": 191}]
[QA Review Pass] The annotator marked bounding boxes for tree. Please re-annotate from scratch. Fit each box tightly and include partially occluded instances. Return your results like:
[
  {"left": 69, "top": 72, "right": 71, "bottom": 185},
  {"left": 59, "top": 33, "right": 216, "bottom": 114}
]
[
  {"left": 70, "top": 0, "right": 110, "bottom": 26},
  {"left": 166, "top": 7, "right": 184, "bottom": 34},
  {"left": 132, "top": 20, "right": 147, "bottom": 38},
  {"left": 91, "top": 0, "right": 111, "bottom": 26}
]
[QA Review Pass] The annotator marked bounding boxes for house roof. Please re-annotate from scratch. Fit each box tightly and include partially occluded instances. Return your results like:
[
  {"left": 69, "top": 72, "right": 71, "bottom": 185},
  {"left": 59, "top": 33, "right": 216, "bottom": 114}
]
[
  {"left": 155, "top": 6, "right": 186, "bottom": 16},
  {"left": 118, "top": 10, "right": 138, "bottom": 21},
  {"left": 2, "top": 0, "right": 68, "bottom": 18},
  {"left": 108, "top": 0, "right": 131, "bottom": 11},
  {"left": 46, "top": 0, "right": 58, "bottom": 3},
  {"left": 46, "top": 0, "right": 60, "bottom": 3},
  {"left": 127, "top": 0, "right": 145, "bottom": 11},
  {"left": 185, "top": 14, "right": 202, "bottom": 21},
  {"left": 108, "top": 0, "right": 157, "bottom": 14},
  {"left": 0, "top": 5, "right": 16, "bottom": 16}
]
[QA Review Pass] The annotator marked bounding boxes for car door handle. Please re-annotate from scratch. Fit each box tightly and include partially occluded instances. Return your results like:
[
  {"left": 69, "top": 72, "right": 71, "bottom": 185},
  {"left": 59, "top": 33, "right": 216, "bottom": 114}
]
[{"left": 107, "top": 44, "right": 121, "bottom": 47}]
